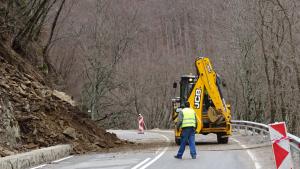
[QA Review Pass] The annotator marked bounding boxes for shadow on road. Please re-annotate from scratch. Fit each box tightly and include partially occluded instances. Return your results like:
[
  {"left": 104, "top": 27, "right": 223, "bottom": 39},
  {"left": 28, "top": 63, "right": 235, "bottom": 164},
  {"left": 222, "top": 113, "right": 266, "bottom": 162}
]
[
  {"left": 169, "top": 141, "right": 219, "bottom": 147},
  {"left": 195, "top": 141, "right": 218, "bottom": 145}
]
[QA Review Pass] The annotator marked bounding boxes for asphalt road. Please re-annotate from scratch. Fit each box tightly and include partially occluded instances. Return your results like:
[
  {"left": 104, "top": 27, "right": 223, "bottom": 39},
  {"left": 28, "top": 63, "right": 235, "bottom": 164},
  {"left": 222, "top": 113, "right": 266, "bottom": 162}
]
[{"left": 36, "top": 130, "right": 275, "bottom": 169}]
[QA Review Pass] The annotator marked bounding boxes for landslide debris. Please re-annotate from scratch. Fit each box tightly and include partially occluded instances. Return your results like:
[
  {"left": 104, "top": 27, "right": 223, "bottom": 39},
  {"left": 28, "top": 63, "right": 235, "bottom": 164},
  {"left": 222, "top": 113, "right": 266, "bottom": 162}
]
[{"left": 0, "top": 45, "right": 124, "bottom": 157}]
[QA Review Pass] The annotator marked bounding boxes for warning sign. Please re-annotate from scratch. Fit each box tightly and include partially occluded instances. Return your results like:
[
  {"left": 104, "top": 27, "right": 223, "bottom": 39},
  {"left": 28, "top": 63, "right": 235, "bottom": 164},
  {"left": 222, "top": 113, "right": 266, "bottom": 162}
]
[{"left": 269, "top": 122, "right": 293, "bottom": 169}]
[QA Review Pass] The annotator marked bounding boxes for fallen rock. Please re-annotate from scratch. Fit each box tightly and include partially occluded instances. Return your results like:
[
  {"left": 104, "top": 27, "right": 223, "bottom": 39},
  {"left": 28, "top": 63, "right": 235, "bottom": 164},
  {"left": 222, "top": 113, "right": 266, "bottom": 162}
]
[
  {"left": 63, "top": 127, "right": 77, "bottom": 139},
  {"left": 94, "top": 142, "right": 107, "bottom": 148},
  {"left": 0, "top": 82, "right": 10, "bottom": 89},
  {"left": 52, "top": 90, "right": 76, "bottom": 106},
  {"left": 114, "top": 140, "right": 122, "bottom": 144},
  {"left": 23, "top": 143, "right": 38, "bottom": 149},
  {"left": 20, "top": 84, "right": 27, "bottom": 90},
  {"left": 1, "top": 149, "right": 15, "bottom": 156}
]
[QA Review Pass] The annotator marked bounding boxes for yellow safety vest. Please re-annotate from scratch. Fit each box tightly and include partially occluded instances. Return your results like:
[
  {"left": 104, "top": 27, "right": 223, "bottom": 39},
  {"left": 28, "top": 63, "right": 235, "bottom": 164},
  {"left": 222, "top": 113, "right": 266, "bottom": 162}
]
[{"left": 182, "top": 108, "right": 196, "bottom": 128}]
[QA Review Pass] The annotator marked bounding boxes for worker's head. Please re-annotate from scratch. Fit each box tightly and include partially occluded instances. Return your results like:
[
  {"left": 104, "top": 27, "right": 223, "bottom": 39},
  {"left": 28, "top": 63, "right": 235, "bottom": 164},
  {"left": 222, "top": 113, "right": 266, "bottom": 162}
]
[{"left": 184, "top": 102, "right": 190, "bottom": 108}]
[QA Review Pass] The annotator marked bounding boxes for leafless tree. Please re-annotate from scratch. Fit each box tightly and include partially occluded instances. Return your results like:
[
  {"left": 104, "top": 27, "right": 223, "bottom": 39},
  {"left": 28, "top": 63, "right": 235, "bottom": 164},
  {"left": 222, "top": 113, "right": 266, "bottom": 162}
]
[{"left": 44, "top": 0, "right": 300, "bottom": 133}]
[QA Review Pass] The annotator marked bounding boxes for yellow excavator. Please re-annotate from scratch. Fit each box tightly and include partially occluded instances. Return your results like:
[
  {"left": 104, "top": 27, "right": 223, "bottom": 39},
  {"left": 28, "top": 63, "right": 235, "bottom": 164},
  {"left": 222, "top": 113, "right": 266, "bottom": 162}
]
[{"left": 172, "top": 57, "right": 232, "bottom": 144}]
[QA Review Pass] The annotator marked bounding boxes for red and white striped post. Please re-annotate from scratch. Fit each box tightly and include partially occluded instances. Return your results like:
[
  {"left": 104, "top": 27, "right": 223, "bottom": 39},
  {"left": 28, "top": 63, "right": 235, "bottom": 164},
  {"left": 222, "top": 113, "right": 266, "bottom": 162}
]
[
  {"left": 269, "top": 122, "right": 293, "bottom": 169},
  {"left": 138, "top": 114, "right": 145, "bottom": 134}
]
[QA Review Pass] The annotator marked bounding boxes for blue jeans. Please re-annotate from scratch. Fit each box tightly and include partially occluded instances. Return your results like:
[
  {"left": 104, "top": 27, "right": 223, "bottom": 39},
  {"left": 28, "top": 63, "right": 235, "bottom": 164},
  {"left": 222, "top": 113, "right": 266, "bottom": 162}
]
[{"left": 176, "top": 127, "right": 197, "bottom": 158}]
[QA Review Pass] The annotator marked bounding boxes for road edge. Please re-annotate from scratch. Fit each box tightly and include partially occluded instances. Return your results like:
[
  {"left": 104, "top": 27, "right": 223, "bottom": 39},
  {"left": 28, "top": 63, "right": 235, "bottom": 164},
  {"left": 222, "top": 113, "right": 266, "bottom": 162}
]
[
  {"left": 231, "top": 138, "right": 262, "bottom": 169},
  {"left": 0, "top": 144, "right": 72, "bottom": 169}
]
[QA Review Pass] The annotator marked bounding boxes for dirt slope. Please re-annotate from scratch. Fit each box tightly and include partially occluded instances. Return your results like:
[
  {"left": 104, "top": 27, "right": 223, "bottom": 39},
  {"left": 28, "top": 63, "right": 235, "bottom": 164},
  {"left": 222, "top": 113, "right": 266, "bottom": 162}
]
[{"left": 0, "top": 44, "right": 124, "bottom": 157}]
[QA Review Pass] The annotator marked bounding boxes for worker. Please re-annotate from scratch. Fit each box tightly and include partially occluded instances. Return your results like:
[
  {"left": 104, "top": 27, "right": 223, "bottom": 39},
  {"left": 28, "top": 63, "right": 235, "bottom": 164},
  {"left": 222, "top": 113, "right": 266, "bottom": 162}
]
[
  {"left": 138, "top": 114, "right": 145, "bottom": 134},
  {"left": 174, "top": 101, "right": 197, "bottom": 159}
]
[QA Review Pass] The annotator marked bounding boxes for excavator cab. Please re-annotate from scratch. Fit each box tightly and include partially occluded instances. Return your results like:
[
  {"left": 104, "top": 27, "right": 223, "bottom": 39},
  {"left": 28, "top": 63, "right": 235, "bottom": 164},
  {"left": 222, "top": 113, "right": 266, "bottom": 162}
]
[{"left": 179, "top": 75, "right": 197, "bottom": 107}]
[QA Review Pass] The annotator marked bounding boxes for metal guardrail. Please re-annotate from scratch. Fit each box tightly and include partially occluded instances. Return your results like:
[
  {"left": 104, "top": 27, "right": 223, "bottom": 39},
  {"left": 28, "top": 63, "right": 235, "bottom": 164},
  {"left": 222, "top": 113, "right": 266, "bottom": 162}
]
[
  {"left": 289, "top": 133, "right": 300, "bottom": 150},
  {"left": 231, "top": 120, "right": 300, "bottom": 167},
  {"left": 232, "top": 120, "right": 300, "bottom": 149},
  {"left": 231, "top": 120, "right": 269, "bottom": 135}
]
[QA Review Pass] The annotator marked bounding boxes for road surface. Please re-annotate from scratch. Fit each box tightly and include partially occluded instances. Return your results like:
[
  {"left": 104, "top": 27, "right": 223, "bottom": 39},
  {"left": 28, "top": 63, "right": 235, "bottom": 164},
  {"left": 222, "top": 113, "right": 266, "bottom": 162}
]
[{"left": 35, "top": 130, "right": 275, "bottom": 169}]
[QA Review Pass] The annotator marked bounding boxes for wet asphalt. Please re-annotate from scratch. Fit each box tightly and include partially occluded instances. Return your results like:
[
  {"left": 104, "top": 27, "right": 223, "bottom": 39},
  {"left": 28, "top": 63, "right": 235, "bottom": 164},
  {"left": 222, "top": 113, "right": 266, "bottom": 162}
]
[{"left": 38, "top": 130, "right": 275, "bottom": 169}]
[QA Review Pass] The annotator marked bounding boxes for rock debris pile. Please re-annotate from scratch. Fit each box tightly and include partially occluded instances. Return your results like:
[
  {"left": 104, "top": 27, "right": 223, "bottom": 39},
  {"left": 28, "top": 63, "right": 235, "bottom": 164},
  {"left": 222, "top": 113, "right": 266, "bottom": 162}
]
[{"left": 0, "top": 50, "right": 124, "bottom": 157}]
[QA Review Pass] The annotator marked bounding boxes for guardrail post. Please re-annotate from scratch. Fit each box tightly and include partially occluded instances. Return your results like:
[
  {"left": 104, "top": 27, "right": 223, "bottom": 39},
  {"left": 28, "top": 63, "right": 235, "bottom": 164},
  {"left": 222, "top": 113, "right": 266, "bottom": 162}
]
[
  {"left": 254, "top": 128, "right": 257, "bottom": 136},
  {"left": 260, "top": 130, "right": 263, "bottom": 136},
  {"left": 260, "top": 131, "right": 267, "bottom": 143},
  {"left": 263, "top": 131, "right": 270, "bottom": 142},
  {"left": 245, "top": 126, "right": 248, "bottom": 136},
  {"left": 251, "top": 128, "right": 255, "bottom": 136},
  {"left": 236, "top": 125, "right": 240, "bottom": 134}
]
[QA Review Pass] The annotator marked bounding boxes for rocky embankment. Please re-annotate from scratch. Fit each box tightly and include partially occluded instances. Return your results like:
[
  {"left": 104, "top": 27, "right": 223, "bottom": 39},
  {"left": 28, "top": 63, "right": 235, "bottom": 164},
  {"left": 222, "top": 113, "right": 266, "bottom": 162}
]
[{"left": 0, "top": 45, "right": 124, "bottom": 157}]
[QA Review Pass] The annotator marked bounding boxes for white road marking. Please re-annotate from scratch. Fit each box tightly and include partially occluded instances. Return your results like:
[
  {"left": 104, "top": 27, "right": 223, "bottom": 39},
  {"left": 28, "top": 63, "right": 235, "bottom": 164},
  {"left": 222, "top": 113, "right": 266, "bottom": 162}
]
[
  {"left": 30, "top": 155, "right": 74, "bottom": 169},
  {"left": 139, "top": 147, "right": 168, "bottom": 169},
  {"left": 234, "top": 139, "right": 240, "bottom": 143},
  {"left": 131, "top": 158, "right": 151, "bottom": 169},
  {"left": 231, "top": 138, "right": 262, "bottom": 169},
  {"left": 245, "top": 149, "right": 262, "bottom": 169},
  {"left": 157, "top": 133, "right": 170, "bottom": 142},
  {"left": 155, "top": 148, "right": 162, "bottom": 154},
  {"left": 137, "top": 132, "right": 170, "bottom": 169},
  {"left": 52, "top": 155, "right": 74, "bottom": 163},
  {"left": 30, "top": 164, "right": 47, "bottom": 169}
]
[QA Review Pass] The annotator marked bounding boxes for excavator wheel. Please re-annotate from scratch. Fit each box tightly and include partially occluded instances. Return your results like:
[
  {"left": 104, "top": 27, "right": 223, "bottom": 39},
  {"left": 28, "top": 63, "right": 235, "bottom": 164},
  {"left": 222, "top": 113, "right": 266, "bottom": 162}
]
[{"left": 217, "top": 133, "right": 228, "bottom": 144}]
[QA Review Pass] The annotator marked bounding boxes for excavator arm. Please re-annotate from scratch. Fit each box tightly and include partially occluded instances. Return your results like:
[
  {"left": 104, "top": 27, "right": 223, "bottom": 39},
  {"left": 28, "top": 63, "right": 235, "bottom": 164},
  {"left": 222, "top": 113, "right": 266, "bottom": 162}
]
[{"left": 188, "top": 57, "right": 231, "bottom": 134}]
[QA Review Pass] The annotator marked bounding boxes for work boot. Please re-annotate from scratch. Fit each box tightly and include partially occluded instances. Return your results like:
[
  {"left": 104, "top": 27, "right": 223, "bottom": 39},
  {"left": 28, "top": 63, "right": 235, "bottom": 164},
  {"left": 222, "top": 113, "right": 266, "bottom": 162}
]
[{"left": 174, "top": 155, "right": 182, "bottom": 159}]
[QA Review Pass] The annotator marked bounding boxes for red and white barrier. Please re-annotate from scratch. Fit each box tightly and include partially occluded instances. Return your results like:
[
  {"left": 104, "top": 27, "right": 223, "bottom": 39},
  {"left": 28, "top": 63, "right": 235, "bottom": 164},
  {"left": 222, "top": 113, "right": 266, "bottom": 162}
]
[
  {"left": 269, "top": 122, "right": 293, "bottom": 169},
  {"left": 138, "top": 114, "right": 145, "bottom": 134}
]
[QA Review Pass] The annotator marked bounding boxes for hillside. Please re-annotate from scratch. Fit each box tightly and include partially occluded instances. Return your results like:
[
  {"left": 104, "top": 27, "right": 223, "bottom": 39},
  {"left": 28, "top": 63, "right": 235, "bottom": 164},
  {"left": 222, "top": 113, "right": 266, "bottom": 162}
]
[{"left": 0, "top": 43, "right": 122, "bottom": 157}]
